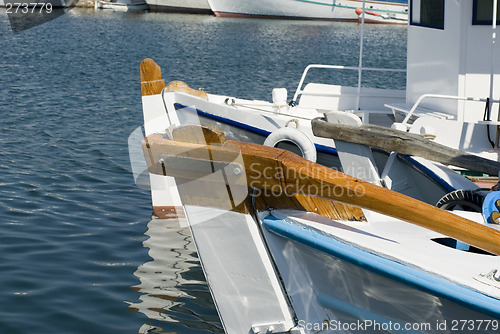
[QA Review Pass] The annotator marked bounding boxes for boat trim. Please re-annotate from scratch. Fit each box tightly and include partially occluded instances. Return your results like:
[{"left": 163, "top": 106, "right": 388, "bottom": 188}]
[{"left": 263, "top": 215, "right": 500, "bottom": 319}]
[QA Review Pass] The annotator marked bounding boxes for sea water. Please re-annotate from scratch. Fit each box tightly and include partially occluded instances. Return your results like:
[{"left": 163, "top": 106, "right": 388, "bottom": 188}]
[{"left": 0, "top": 9, "right": 406, "bottom": 333}]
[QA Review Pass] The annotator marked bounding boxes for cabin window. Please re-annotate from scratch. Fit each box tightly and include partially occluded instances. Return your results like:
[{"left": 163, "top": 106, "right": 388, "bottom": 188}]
[
  {"left": 410, "top": 0, "right": 445, "bottom": 29},
  {"left": 473, "top": 0, "right": 500, "bottom": 25}
]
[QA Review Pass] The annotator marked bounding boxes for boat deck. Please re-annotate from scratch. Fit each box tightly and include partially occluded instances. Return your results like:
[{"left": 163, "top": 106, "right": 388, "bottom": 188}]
[{"left": 269, "top": 209, "right": 500, "bottom": 303}]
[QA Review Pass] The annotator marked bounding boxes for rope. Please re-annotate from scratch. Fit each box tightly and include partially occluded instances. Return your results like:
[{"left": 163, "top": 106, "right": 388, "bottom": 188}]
[{"left": 484, "top": 97, "right": 495, "bottom": 148}]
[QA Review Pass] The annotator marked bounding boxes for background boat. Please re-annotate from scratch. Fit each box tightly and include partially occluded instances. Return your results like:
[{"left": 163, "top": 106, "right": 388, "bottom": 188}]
[
  {"left": 139, "top": 118, "right": 500, "bottom": 333},
  {"left": 95, "top": 0, "right": 148, "bottom": 12},
  {"left": 207, "top": 0, "right": 408, "bottom": 23},
  {"left": 146, "top": 0, "right": 212, "bottom": 14}
]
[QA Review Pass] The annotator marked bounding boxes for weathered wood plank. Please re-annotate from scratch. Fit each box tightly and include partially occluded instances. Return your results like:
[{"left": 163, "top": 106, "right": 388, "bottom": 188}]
[
  {"left": 144, "top": 133, "right": 500, "bottom": 256},
  {"left": 311, "top": 118, "right": 500, "bottom": 176}
]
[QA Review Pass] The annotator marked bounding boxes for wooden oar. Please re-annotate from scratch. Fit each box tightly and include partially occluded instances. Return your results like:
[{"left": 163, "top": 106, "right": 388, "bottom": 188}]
[
  {"left": 143, "top": 127, "right": 500, "bottom": 256},
  {"left": 312, "top": 118, "right": 500, "bottom": 176}
]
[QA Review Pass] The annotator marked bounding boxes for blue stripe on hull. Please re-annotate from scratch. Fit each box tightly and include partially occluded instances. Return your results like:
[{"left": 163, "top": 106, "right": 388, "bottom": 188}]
[{"left": 263, "top": 215, "right": 500, "bottom": 319}]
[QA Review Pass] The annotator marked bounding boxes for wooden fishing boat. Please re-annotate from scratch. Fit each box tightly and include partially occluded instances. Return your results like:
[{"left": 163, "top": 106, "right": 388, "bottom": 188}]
[
  {"left": 140, "top": 120, "right": 500, "bottom": 333},
  {"left": 95, "top": 0, "right": 148, "bottom": 11},
  {"left": 139, "top": 57, "right": 488, "bottom": 217},
  {"left": 135, "top": 2, "right": 500, "bottom": 332},
  {"left": 138, "top": 57, "right": 500, "bottom": 333}
]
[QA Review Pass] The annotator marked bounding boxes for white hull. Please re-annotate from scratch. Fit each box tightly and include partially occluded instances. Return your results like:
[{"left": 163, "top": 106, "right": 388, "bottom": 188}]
[
  {"left": 207, "top": 0, "right": 407, "bottom": 22},
  {"left": 138, "top": 125, "right": 500, "bottom": 333},
  {"left": 139, "top": 138, "right": 500, "bottom": 334},
  {"left": 145, "top": 0, "right": 211, "bottom": 14},
  {"left": 96, "top": 0, "right": 148, "bottom": 11}
]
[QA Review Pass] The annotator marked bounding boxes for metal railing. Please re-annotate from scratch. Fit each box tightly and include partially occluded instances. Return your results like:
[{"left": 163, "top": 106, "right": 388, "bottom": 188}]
[
  {"left": 401, "top": 94, "right": 500, "bottom": 126},
  {"left": 291, "top": 64, "right": 406, "bottom": 110}
]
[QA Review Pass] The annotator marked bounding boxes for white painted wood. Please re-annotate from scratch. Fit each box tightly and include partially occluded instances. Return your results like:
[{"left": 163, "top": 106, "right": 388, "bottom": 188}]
[{"left": 184, "top": 206, "right": 296, "bottom": 334}]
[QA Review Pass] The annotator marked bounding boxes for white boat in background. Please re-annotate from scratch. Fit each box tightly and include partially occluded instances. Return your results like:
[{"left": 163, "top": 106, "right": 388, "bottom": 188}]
[
  {"left": 146, "top": 0, "right": 212, "bottom": 14},
  {"left": 128, "top": 218, "right": 213, "bottom": 325},
  {"left": 95, "top": 0, "right": 148, "bottom": 11},
  {"left": 207, "top": 0, "right": 408, "bottom": 24}
]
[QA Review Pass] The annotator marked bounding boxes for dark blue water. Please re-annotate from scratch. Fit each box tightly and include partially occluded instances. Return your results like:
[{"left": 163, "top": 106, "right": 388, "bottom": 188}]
[{"left": 0, "top": 9, "right": 406, "bottom": 334}]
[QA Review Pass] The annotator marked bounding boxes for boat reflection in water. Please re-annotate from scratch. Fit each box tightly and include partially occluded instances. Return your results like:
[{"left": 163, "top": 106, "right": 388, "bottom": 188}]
[{"left": 128, "top": 217, "right": 222, "bottom": 333}]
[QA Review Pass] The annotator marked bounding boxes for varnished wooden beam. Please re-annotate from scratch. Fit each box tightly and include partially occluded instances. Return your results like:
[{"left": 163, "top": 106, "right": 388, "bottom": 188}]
[{"left": 143, "top": 133, "right": 500, "bottom": 255}]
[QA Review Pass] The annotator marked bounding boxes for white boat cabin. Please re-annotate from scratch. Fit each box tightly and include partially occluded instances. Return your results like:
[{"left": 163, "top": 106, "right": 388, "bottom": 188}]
[{"left": 407, "top": 0, "right": 500, "bottom": 123}]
